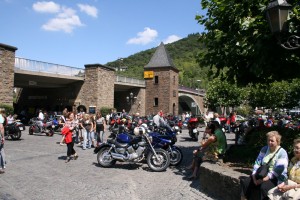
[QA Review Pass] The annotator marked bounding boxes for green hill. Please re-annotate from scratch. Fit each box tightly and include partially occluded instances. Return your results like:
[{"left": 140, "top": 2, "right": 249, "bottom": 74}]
[{"left": 105, "top": 33, "right": 209, "bottom": 89}]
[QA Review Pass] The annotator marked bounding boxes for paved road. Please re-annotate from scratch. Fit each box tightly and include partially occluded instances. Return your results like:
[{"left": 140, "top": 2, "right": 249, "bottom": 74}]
[{"left": 0, "top": 127, "right": 234, "bottom": 200}]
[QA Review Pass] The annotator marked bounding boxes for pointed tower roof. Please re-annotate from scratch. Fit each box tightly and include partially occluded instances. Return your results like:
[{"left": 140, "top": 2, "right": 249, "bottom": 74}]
[{"left": 144, "top": 42, "right": 178, "bottom": 72}]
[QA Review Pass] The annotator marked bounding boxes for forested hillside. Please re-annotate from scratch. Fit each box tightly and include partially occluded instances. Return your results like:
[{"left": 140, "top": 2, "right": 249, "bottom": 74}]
[{"left": 105, "top": 33, "right": 210, "bottom": 89}]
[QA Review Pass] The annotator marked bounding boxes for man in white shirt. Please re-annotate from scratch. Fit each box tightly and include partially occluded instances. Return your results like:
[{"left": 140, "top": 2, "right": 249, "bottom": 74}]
[
  {"left": 38, "top": 110, "right": 44, "bottom": 121},
  {"left": 153, "top": 112, "right": 161, "bottom": 127}
]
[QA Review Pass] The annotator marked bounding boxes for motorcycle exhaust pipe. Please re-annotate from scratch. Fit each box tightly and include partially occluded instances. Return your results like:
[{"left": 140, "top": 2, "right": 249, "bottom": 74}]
[{"left": 111, "top": 152, "right": 126, "bottom": 161}]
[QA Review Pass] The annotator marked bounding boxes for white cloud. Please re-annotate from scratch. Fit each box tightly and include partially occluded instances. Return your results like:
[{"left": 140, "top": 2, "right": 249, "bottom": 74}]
[
  {"left": 163, "top": 35, "right": 182, "bottom": 44},
  {"left": 42, "top": 7, "right": 84, "bottom": 33},
  {"left": 77, "top": 4, "right": 98, "bottom": 18},
  {"left": 32, "top": 1, "right": 60, "bottom": 13},
  {"left": 127, "top": 27, "right": 158, "bottom": 45}
]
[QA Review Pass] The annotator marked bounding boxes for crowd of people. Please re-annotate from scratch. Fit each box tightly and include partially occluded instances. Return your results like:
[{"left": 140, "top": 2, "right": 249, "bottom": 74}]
[{"left": 2, "top": 106, "right": 300, "bottom": 200}]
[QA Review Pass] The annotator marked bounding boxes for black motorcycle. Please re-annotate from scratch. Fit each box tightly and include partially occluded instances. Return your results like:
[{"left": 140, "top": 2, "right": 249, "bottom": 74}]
[
  {"left": 96, "top": 128, "right": 170, "bottom": 172},
  {"left": 4, "top": 121, "right": 24, "bottom": 140}
]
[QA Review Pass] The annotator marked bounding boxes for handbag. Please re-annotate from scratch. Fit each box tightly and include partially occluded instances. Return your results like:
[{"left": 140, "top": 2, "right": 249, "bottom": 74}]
[{"left": 255, "top": 147, "right": 281, "bottom": 180}]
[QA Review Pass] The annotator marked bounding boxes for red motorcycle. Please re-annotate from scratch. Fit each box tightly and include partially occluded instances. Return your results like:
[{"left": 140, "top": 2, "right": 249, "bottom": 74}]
[{"left": 188, "top": 117, "right": 200, "bottom": 141}]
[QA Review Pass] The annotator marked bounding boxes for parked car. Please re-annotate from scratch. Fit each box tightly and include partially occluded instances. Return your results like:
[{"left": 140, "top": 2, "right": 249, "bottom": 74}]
[{"left": 236, "top": 115, "right": 245, "bottom": 121}]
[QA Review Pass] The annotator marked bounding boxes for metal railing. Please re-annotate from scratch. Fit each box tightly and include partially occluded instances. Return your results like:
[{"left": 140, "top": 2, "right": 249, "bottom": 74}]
[
  {"left": 179, "top": 85, "right": 205, "bottom": 95},
  {"left": 115, "top": 75, "right": 145, "bottom": 86},
  {"left": 15, "top": 57, "right": 85, "bottom": 77}
]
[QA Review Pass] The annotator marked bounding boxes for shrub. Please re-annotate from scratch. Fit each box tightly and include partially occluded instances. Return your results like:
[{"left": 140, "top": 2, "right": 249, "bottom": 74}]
[
  {"left": 225, "top": 126, "right": 300, "bottom": 166},
  {"left": 100, "top": 107, "right": 113, "bottom": 116},
  {"left": 0, "top": 104, "right": 14, "bottom": 115}
]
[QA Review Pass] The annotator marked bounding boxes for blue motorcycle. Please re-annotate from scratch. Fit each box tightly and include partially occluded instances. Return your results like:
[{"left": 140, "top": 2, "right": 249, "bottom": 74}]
[{"left": 149, "top": 130, "right": 183, "bottom": 166}]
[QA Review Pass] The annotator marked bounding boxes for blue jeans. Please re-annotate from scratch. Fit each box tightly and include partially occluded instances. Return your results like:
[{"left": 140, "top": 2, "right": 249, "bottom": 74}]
[
  {"left": 0, "top": 143, "right": 5, "bottom": 169},
  {"left": 82, "top": 129, "right": 87, "bottom": 150},
  {"left": 86, "top": 129, "right": 94, "bottom": 148}
]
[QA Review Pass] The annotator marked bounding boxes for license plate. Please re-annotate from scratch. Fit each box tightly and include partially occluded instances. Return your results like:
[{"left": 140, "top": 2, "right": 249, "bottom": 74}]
[{"left": 19, "top": 127, "right": 24, "bottom": 130}]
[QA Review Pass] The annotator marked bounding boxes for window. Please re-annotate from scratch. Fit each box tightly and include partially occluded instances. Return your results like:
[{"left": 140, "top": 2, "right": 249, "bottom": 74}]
[
  {"left": 154, "top": 98, "right": 158, "bottom": 106},
  {"left": 173, "top": 76, "right": 175, "bottom": 84},
  {"left": 173, "top": 90, "right": 176, "bottom": 97},
  {"left": 154, "top": 76, "right": 158, "bottom": 84}
]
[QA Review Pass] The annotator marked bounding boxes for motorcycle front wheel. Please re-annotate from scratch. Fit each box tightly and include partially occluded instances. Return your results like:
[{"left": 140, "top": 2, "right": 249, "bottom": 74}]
[
  {"left": 169, "top": 146, "right": 183, "bottom": 166},
  {"left": 11, "top": 129, "right": 22, "bottom": 140},
  {"left": 147, "top": 149, "right": 170, "bottom": 172},
  {"left": 97, "top": 147, "right": 116, "bottom": 168}
]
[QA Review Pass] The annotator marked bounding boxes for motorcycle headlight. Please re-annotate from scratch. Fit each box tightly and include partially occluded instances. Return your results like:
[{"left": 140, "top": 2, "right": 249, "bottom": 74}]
[
  {"left": 193, "top": 128, "right": 198, "bottom": 133},
  {"left": 174, "top": 126, "right": 179, "bottom": 130}
]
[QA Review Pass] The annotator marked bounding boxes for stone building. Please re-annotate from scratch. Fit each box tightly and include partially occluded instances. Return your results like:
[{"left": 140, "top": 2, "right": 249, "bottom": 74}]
[
  {"left": 144, "top": 42, "right": 179, "bottom": 116},
  {"left": 75, "top": 64, "right": 115, "bottom": 113},
  {"left": 0, "top": 43, "right": 17, "bottom": 106}
]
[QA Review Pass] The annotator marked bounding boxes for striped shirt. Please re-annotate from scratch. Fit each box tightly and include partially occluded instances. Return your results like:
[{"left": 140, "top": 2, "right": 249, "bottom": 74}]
[{"left": 252, "top": 146, "right": 288, "bottom": 183}]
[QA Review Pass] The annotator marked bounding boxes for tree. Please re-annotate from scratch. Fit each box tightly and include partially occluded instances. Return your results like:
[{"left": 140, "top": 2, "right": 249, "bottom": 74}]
[
  {"left": 205, "top": 78, "right": 244, "bottom": 113},
  {"left": 196, "top": 0, "right": 300, "bottom": 86}
]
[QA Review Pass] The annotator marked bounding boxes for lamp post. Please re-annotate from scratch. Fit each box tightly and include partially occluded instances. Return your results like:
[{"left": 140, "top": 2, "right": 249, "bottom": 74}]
[
  {"left": 196, "top": 80, "right": 201, "bottom": 116},
  {"left": 126, "top": 92, "right": 137, "bottom": 108},
  {"left": 266, "top": 0, "right": 299, "bottom": 50}
]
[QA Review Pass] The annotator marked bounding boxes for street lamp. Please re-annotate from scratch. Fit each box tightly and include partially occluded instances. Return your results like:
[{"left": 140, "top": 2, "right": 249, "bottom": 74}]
[
  {"left": 266, "top": 0, "right": 299, "bottom": 50},
  {"left": 196, "top": 80, "right": 201, "bottom": 115},
  {"left": 126, "top": 92, "right": 137, "bottom": 107}
]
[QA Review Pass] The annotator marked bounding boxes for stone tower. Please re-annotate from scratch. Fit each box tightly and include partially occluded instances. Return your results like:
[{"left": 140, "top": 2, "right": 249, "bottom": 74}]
[{"left": 144, "top": 42, "right": 179, "bottom": 116}]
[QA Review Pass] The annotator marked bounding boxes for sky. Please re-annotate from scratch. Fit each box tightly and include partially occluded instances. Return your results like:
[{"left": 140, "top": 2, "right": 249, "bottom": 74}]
[{"left": 0, "top": 0, "right": 205, "bottom": 69}]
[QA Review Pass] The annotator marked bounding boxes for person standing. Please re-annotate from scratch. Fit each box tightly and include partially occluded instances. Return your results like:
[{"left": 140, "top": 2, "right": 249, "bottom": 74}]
[
  {"left": 61, "top": 112, "right": 78, "bottom": 163},
  {"left": 0, "top": 110, "right": 6, "bottom": 173},
  {"left": 59, "top": 108, "right": 68, "bottom": 146},
  {"left": 95, "top": 112, "right": 106, "bottom": 146}
]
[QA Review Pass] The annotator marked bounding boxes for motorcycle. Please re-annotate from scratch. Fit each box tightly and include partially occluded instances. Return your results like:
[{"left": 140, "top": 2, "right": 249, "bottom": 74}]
[
  {"left": 149, "top": 130, "right": 183, "bottom": 166},
  {"left": 187, "top": 117, "right": 200, "bottom": 141},
  {"left": 28, "top": 118, "right": 54, "bottom": 136},
  {"left": 4, "top": 120, "right": 24, "bottom": 140},
  {"left": 96, "top": 127, "right": 170, "bottom": 172},
  {"left": 52, "top": 117, "right": 61, "bottom": 132}
]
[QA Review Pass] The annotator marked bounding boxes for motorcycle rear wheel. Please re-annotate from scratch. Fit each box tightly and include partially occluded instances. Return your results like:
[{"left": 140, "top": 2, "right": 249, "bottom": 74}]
[
  {"left": 48, "top": 129, "right": 54, "bottom": 137},
  {"left": 29, "top": 126, "right": 34, "bottom": 135},
  {"left": 169, "top": 147, "right": 183, "bottom": 166},
  {"left": 147, "top": 149, "right": 170, "bottom": 172},
  {"left": 11, "top": 129, "right": 22, "bottom": 140},
  {"left": 97, "top": 147, "right": 116, "bottom": 167}
]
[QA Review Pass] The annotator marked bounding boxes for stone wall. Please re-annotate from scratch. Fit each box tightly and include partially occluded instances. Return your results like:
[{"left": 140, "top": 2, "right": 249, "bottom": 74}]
[
  {"left": 76, "top": 64, "right": 115, "bottom": 113},
  {"left": 145, "top": 68, "right": 178, "bottom": 116},
  {"left": 199, "top": 162, "right": 249, "bottom": 200},
  {"left": 0, "top": 43, "right": 17, "bottom": 106}
]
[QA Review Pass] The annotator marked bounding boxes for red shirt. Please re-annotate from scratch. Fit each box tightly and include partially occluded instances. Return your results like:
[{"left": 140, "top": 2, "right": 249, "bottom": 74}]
[{"left": 61, "top": 126, "right": 73, "bottom": 144}]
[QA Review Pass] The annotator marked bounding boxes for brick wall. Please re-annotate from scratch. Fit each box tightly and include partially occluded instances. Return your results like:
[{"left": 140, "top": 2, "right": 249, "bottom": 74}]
[{"left": 0, "top": 43, "right": 17, "bottom": 106}]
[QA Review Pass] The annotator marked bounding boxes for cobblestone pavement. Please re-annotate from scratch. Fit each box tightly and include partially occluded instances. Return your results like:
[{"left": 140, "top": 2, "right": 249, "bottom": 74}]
[{"left": 0, "top": 127, "right": 234, "bottom": 200}]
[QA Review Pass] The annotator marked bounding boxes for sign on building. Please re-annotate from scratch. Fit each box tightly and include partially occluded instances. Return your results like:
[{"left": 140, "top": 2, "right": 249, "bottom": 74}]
[{"left": 144, "top": 71, "right": 154, "bottom": 79}]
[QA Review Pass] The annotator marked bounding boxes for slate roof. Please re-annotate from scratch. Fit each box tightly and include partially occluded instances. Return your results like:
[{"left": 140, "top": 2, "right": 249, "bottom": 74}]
[{"left": 144, "top": 42, "right": 178, "bottom": 71}]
